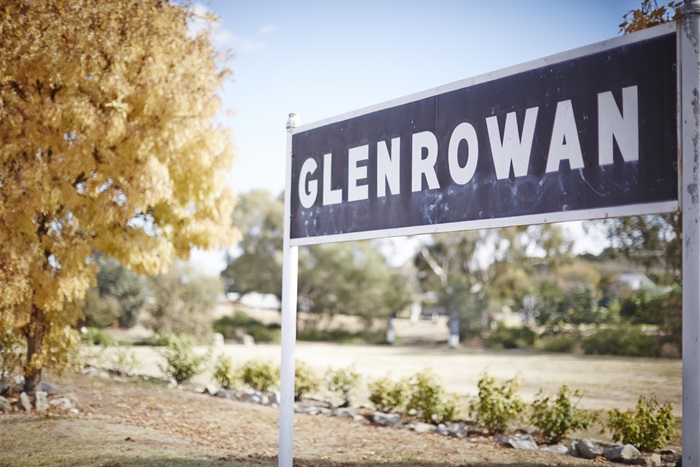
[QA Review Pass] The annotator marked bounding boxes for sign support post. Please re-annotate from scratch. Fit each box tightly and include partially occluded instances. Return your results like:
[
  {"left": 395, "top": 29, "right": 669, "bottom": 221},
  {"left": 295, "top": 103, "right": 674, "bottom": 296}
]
[
  {"left": 279, "top": 113, "right": 300, "bottom": 467},
  {"left": 681, "top": 1, "right": 700, "bottom": 463}
]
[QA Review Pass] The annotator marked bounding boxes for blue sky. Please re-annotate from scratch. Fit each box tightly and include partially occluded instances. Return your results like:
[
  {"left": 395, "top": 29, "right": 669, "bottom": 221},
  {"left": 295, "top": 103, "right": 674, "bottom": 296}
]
[{"left": 190, "top": 0, "right": 644, "bottom": 273}]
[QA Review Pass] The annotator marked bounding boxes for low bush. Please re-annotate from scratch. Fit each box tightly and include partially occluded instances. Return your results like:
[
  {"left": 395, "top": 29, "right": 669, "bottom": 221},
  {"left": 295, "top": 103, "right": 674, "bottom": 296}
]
[
  {"left": 484, "top": 324, "right": 537, "bottom": 349},
  {"left": 248, "top": 325, "right": 281, "bottom": 344},
  {"left": 368, "top": 376, "right": 409, "bottom": 413},
  {"left": 107, "top": 345, "right": 138, "bottom": 376},
  {"left": 581, "top": 324, "right": 660, "bottom": 357},
  {"left": 536, "top": 333, "right": 578, "bottom": 353},
  {"left": 80, "top": 327, "right": 115, "bottom": 346},
  {"left": 405, "top": 369, "right": 459, "bottom": 424},
  {"left": 605, "top": 395, "right": 675, "bottom": 452},
  {"left": 213, "top": 354, "right": 236, "bottom": 389},
  {"left": 297, "top": 328, "right": 385, "bottom": 345},
  {"left": 530, "top": 385, "right": 598, "bottom": 444},
  {"left": 469, "top": 372, "right": 526, "bottom": 433},
  {"left": 82, "top": 287, "right": 122, "bottom": 329},
  {"left": 158, "top": 333, "right": 208, "bottom": 384},
  {"left": 212, "top": 312, "right": 280, "bottom": 343},
  {"left": 294, "top": 361, "right": 321, "bottom": 401},
  {"left": 239, "top": 359, "right": 279, "bottom": 392},
  {"left": 326, "top": 365, "right": 362, "bottom": 407}
]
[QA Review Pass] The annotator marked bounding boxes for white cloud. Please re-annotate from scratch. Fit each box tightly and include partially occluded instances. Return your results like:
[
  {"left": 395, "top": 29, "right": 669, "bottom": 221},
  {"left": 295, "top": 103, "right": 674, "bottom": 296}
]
[
  {"left": 259, "top": 24, "right": 277, "bottom": 35},
  {"left": 230, "top": 35, "right": 266, "bottom": 52},
  {"left": 190, "top": 3, "right": 265, "bottom": 51}
]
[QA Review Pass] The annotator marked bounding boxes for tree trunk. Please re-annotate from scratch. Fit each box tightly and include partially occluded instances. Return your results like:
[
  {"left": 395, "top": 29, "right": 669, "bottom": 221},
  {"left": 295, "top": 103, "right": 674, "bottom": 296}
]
[{"left": 23, "top": 304, "right": 45, "bottom": 394}]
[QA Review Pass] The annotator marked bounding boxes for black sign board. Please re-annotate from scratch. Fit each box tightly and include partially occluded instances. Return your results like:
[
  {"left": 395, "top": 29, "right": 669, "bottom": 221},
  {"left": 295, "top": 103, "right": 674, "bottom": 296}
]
[{"left": 289, "top": 26, "right": 677, "bottom": 244}]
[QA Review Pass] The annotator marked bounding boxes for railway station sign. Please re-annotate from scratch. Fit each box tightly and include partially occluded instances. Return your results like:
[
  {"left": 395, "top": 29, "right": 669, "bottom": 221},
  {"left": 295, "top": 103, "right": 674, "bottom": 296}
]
[{"left": 289, "top": 26, "right": 677, "bottom": 244}]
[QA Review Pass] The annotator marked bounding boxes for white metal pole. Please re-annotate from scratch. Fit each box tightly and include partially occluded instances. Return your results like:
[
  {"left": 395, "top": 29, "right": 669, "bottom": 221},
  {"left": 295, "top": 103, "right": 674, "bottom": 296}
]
[
  {"left": 279, "top": 113, "right": 300, "bottom": 467},
  {"left": 681, "top": 2, "right": 700, "bottom": 463}
]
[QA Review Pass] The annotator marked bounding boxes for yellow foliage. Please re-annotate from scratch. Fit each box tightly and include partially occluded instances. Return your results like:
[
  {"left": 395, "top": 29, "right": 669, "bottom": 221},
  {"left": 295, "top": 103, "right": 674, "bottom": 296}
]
[{"left": 0, "top": 0, "right": 235, "bottom": 384}]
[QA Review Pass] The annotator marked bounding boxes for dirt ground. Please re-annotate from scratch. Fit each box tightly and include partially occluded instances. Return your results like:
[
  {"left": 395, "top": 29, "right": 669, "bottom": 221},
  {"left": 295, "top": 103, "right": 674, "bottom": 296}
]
[
  {"left": 1, "top": 331, "right": 684, "bottom": 467},
  {"left": 0, "top": 370, "right": 627, "bottom": 467}
]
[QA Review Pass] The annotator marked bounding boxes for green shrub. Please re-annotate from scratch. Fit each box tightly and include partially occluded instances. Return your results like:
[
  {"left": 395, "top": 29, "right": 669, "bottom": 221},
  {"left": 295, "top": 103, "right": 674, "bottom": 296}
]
[
  {"left": 213, "top": 354, "right": 236, "bottom": 389},
  {"left": 80, "top": 327, "right": 115, "bottom": 346},
  {"left": 212, "top": 312, "right": 263, "bottom": 338},
  {"left": 147, "top": 266, "right": 221, "bottom": 342},
  {"left": 82, "top": 287, "right": 122, "bottom": 329},
  {"left": 484, "top": 324, "right": 537, "bottom": 349},
  {"left": 248, "top": 325, "right": 281, "bottom": 343},
  {"left": 469, "top": 372, "right": 526, "bottom": 433},
  {"left": 294, "top": 361, "right": 321, "bottom": 401},
  {"left": 158, "top": 333, "right": 208, "bottom": 384},
  {"left": 581, "top": 324, "right": 660, "bottom": 357},
  {"left": 605, "top": 395, "right": 675, "bottom": 452},
  {"left": 239, "top": 359, "right": 279, "bottom": 392},
  {"left": 212, "top": 312, "right": 280, "bottom": 343},
  {"left": 326, "top": 365, "right": 362, "bottom": 407},
  {"left": 297, "top": 327, "right": 385, "bottom": 345},
  {"left": 405, "top": 369, "right": 459, "bottom": 424},
  {"left": 107, "top": 345, "right": 138, "bottom": 376},
  {"left": 530, "top": 385, "right": 598, "bottom": 444},
  {"left": 368, "top": 376, "right": 409, "bottom": 413},
  {"left": 536, "top": 333, "right": 578, "bottom": 353}
]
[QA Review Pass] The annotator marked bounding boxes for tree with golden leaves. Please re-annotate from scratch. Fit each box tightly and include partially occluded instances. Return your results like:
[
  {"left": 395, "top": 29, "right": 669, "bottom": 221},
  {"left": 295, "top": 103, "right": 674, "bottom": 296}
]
[{"left": 0, "top": 0, "right": 235, "bottom": 394}]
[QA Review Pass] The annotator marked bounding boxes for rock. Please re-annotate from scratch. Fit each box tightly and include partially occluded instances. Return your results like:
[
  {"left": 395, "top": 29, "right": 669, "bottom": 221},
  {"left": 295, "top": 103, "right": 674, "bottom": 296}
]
[
  {"left": 202, "top": 385, "right": 220, "bottom": 396},
  {"left": 49, "top": 397, "right": 75, "bottom": 410},
  {"left": 372, "top": 412, "right": 402, "bottom": 427},
  {"left": 244, "top": 391, "right": 272, "bottom": 405},
  {"left": 446, "top": 422, "right": 468, "bottom": 439},
  {"left": 407, "top": 421, "right": 435, "bottom": 434},
  {"left": 268, "top": 392, "right": 279, "bottom": 406},
  {"left": 540, "top": 444, "right": 569, "bottom": 454},
  {"left": 435, "top": 424, "right": 450, "bottom": 436},
  {"left": 576, "top": 438, "right": 605, "bottom": 459},
  {"left": 295, "top": 402, "right": 330, "bottom": 415},
  {"left": 331, "top": 407, "right": 355, "bottom": 419},
  {"left": 214, "top": 389, "right": 238, "bottom": 399},
  {"left": 493, "top": 433, "right": 538, "bottom": 450},
  {"left": 660, "top": 450, "right": 681, "bottom": 467},
  {"left": 34, "top": 391, "right": 48, "bottom": 411},
  {"left": 19, "top": 392, "right": 32, "bottom": 411},
  {"left": 0, "top": 396, "right": 12, "bottom": 413},
  {"left": 39, "top": 382, "right": 57, "bottom": 395},
  {"left": 605, "top": 444, "right": 642, "bottom": 463},
  {"left": 644, "top": 453, "right": 660, "bottom": 467}
]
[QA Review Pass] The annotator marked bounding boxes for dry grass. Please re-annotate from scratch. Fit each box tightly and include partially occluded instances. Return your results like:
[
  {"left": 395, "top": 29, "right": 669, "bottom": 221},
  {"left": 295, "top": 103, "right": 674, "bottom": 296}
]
[{"left": 0, "top": 371, "right": 627, "bottom": 467}]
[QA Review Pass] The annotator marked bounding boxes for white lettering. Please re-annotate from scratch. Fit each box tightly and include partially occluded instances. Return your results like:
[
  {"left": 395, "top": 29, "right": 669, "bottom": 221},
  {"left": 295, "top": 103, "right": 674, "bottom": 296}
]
[
  {"left": 448, "top": 122, "right": 479, "bottom": 185},
  {"left": 323, "top": 153, "right": 342, "bottom": 205},
  {"left": 299, "top": 158, "right": 318, "bottom": 209},
  {"left": 377, "top": 137, "right": 401, "bottom": 197},
  {"left": 598, "top": 86, "right": 639, "bottom": 165},
  {"left": 546, "top": 100, "right": 584, "bottom": 173},
  {"left": 486, "top": 107, "right": 539, "bottom": 179},
  {"left": 348, "top": 145, "right": 369, "bottom": 202},
  {"left": 412, "top": 131, "right": 440, "bottom": 192}
]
